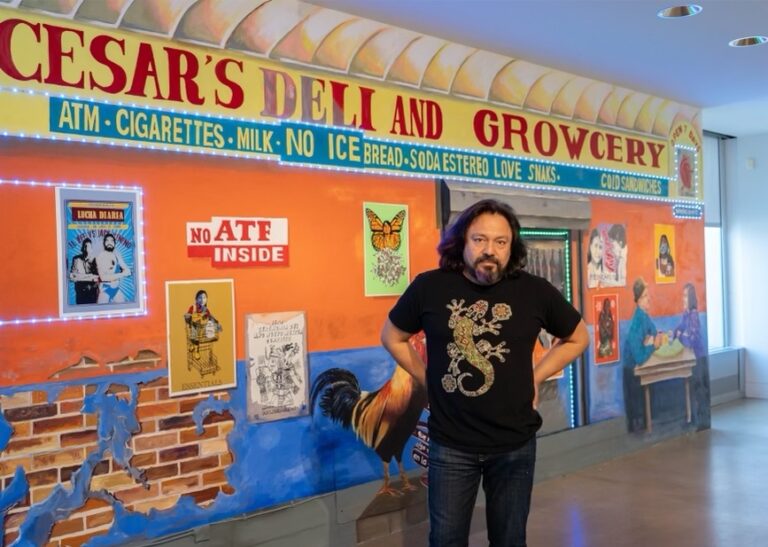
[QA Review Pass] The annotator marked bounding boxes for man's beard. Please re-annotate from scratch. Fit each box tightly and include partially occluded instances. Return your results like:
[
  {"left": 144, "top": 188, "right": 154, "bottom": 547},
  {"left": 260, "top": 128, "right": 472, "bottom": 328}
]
[
  {"left": 466, "top": 255, "right": 503, "bottom": 285},
  {"left": 105, "top": 243, "right": 115, "bottom": 251}
]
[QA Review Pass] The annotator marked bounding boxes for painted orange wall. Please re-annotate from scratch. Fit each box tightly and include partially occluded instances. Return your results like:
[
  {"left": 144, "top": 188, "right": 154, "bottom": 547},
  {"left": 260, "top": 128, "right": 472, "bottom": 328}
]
[
  {"left": 0, "top": 139, "right": 439, "bottom": 384},
  {"left": 0, "top": 140, "right": 707, "bottom": 385},
  {"left": 582, "top": 197, "right": 706, "bottom": 324}
]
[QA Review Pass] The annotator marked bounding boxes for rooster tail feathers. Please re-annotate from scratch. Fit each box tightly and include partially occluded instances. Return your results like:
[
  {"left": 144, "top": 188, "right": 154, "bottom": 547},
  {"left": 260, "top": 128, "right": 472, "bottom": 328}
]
[{"left": 310, "top": 368, "right": 361, "bottom": 428}]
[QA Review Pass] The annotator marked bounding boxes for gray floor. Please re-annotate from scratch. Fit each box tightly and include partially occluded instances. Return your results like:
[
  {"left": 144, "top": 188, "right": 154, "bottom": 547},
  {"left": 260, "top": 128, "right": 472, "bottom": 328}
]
[
  {"left": 386, "top": 398, "right": 768, "bottom": 546},
  {"left": 518, "top": 398, "right": 768, "bottom": 547}
]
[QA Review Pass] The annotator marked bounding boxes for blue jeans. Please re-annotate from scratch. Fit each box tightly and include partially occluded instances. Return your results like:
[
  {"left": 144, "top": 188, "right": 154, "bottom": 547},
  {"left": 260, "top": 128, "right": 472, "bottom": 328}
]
[{"left": 428, "top": 437, "right": 536, "bottom": 547}]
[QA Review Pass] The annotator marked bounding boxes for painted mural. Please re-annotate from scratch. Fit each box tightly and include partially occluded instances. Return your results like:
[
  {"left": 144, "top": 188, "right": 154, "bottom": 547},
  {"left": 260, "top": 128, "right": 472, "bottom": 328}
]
[
  {"left": 0, "top": 347, "right": 433, "bottom": 546},
  {"left": 0, "top": 1, "right": 708, "bottom": 545},
  {"left": 0, "top": 146, "right": 439, "bottom": 546},
  {"left": 584, "top": 199, "right": 710, "bottom": 432}
]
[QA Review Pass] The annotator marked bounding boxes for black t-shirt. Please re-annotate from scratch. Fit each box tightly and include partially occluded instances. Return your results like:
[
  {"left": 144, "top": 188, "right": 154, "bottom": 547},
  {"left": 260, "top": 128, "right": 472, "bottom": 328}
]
[{"left": 389, "top": 268, "right": 581, "bottom": 453}]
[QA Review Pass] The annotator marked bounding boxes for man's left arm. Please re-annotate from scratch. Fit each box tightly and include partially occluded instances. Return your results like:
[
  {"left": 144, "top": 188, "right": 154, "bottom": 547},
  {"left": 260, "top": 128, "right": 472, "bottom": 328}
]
[
  {"left": 115, "top": 251, "right": 132, "bottom": 278},
  {"left": 533, "top": 319, "right": 589, "bottom": 408}
]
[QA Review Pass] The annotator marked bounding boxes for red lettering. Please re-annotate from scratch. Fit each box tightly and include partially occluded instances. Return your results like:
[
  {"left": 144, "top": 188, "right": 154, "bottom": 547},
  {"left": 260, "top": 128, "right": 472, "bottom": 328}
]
[
  {"left": 606, "top": 134, "right": 622, "bottom": 162},
  {"left": 234, "top": 220, "right": 256, "bottom": 240},
  {"left": 189, "top": 227, "right": 210, "bottom": 244},
  {"left": 647, "top": 142, "right": 665, "bottom": 168},
  {"left": 533, "top": 120, "right": 556, "bottom": 156},
  {"left": 390, "top": 96, "right": 409, "bottom": 135},
  {"left": 625, "top": 138, "right": 646, "bottom": 166},
  {"left": 387, "top": 97, "right": 441, "bottom": 138},
  {"left": 257, "top": 220, "right": 271, "bottom": 241},
  {"left": 0, "top": 19, "right": 42, "bottom": 82},
  {"left": 214, "top": 220, "right": 235, "bottom": 242},
  {"left": 408, "top": 98, "right": 423, "bottom": 136},
  {"left": 358, "top": 86, "right": 376, "bottom": 131},
  {"left": 473, "top": 109, "right": 498, "bottom": 146},
  {"left": 558, "top": 125, "right": 589, "bottom": 159},
  {"left": 423, "top": 99, "right": 442, "bottom": 139},
  {"left": 502, "top": 114, "right": 530, "bottom": 153},
  {"left": 164, "top": 47, "right": 203, "bottom": 105},
  {"left": 43, "top": 24, "right": 84, "bottom": 88},
  {"left": 260, "top": 68, "right": 296, "bottom": 119},
  {"left": 214, "top": 58, "right": 244, "bottom": 109},
  {"left": 127, "top": 42, "right": 165, "bottom": 99},
  {"left": 330, "top": 80, "right": 357, "bottom": 128},
  {"left": 301, "top": 75, "right": 326, "bottom": 123},
  {"left": 89, "top": 35, "right": 126, "bottom": 93},
  {"left": 589, "top": 132, "right": 605, "bottom": 160}
]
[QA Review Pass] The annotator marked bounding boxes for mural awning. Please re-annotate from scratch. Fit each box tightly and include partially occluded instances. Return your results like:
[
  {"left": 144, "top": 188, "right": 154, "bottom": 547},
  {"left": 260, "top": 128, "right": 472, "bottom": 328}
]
[{"left": 3, "top": 0, "right": 699, "bottom": 137}]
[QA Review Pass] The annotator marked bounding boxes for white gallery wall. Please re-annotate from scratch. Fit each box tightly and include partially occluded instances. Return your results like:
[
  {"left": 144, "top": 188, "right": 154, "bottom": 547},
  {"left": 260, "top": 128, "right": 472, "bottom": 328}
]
[{"left": 724, "top": 135, "right": 768, "bottom": 398}]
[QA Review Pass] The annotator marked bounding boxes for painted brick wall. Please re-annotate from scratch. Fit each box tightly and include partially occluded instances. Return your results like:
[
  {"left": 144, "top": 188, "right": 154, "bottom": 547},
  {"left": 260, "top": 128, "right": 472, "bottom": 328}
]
[{"left": 1, "top": 377, "right": 234, "bottom": 546}]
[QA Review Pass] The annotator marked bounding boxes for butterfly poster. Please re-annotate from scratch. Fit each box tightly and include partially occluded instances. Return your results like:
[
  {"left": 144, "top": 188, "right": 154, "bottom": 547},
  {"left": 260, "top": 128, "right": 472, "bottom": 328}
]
[{"left": 363, "top": 202, "right": 409, "bottom": 296}]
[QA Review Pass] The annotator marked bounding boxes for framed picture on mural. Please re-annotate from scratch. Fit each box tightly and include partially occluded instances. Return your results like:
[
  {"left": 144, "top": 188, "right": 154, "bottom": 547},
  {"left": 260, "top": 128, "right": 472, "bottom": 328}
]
[
  {"left": 363, "top": 202, "right": 409, "bottom": 296},
  {"left": 55, "top": 187, "right": 145, "bottom": 318},
  {"left": 674, "top": 146, "right": 697, "bottom": 198},
  {"left": 245, "top": 311, "right": 309, "bottom": 422},
  {"left": 586, "top": 223, "right": 628, "bottom": 288},
  {"left": 166, "top": 279, "right": 237, "bottom": 397},
  {"left": 593, "top": 293, "right": 620, "bottom": 365},
  {"left": 654, "top": 224, "right": 677, "bottom": 283}
]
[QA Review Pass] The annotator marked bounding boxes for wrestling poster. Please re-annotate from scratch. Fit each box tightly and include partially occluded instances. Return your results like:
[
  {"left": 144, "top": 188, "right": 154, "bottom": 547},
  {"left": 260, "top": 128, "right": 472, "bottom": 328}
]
[
  {"left": 55, "top": 187, "right": 145, "bottom": 318},
  {"left": 166, "top": 279, "right": 236, "bottom": 397},
  {"left": 246, "top": 311, "right": 309, "bottom": 422}
]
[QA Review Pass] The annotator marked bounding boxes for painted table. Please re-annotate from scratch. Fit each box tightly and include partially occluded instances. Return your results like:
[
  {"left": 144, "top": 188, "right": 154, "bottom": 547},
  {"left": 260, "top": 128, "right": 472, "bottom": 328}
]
[{"left": 634, "top": 347, "right": 696, "bottom": 433}]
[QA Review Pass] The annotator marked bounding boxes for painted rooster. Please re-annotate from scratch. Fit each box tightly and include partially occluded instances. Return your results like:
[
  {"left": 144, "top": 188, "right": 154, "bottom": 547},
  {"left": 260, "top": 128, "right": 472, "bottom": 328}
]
[{"left": 310, "top": 337, "right": 427, "bottom": 496}]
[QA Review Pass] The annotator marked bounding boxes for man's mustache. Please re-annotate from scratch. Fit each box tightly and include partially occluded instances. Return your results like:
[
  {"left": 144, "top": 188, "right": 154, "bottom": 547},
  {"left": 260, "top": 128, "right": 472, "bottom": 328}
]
[{"left": 474, "top": 255, "right": 499, "bottom": 267}]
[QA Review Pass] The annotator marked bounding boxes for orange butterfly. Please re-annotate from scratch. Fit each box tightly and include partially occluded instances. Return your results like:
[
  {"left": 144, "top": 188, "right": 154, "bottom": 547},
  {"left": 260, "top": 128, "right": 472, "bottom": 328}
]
[{"left": 365, "top": 208, "right": 406, "bottom": 251}]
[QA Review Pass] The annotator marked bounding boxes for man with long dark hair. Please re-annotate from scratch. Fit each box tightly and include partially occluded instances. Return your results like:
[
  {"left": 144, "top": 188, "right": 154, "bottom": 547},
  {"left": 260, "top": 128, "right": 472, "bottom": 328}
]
[
  {"left": 381, "top": 199, "right": 588, "bottom": 547},
  {"left": 69, "top": 237, "right": 99, "bottom": 304}
]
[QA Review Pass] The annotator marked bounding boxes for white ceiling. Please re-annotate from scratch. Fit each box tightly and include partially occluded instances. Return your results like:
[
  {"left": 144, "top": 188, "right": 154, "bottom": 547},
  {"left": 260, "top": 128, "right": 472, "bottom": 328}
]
[{"left": 312, "top": 0, "right": 768, "bottom": 137}]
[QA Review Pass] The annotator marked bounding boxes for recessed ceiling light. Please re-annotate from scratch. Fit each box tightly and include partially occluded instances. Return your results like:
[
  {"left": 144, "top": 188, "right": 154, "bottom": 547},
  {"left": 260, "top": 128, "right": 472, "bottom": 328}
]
[
  {"left": 729, "top": 35, "right": 768, "bottom": 47},
  {"left": 657, "top": 5, "right": 703, "bottom": 18}
]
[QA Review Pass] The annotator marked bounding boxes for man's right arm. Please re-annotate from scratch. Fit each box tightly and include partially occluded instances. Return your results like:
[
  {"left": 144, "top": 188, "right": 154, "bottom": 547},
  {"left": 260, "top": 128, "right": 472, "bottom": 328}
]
[{"left": 380, "top": 318, "right": 426, "bottom": 388}]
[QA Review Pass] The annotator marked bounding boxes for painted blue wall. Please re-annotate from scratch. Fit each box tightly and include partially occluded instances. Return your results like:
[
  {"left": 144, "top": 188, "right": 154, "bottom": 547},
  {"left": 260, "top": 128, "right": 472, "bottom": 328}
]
[{"left": 0, "top": 346, "right": 425, "bottom": 545}]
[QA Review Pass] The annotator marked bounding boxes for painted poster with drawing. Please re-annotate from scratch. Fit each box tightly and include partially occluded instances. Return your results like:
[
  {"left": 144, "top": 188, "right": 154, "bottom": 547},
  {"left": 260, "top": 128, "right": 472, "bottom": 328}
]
[
  {"left": 246, "top": 311, "right": 309, "bottom": 422},
  {"left": 363, "top": 202, "right": 409, "bottom": 296},
  {"left": 166, "top": 279, "right": 236, "bottom": 397},
  {"left": 654, "top": 224, "right": 677, "bottom": 284},
  {"left": 593, "top": 293, "right": 620, "bottom": 365},
  {"left": 586, "top": 223, "right": 627, "bottom": 288},
  {"left": 675, "top": 147, "right": 697, "bottom": 198},
  {"left": 56, "top": 186, "right": 145, "bottom": 318}
]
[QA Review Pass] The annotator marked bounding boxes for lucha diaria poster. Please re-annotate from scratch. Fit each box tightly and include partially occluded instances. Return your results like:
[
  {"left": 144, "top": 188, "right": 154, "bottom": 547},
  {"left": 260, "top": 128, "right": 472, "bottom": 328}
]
[{"left": 56, "top": 186, "right": 145, "bottom": 317}]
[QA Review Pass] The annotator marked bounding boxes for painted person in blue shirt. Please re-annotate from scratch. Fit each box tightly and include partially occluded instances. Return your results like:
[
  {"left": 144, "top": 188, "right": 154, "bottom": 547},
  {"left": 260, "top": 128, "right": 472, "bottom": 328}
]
[{"left": 623, "top": 277, "right": 663, "bottom": 432}]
